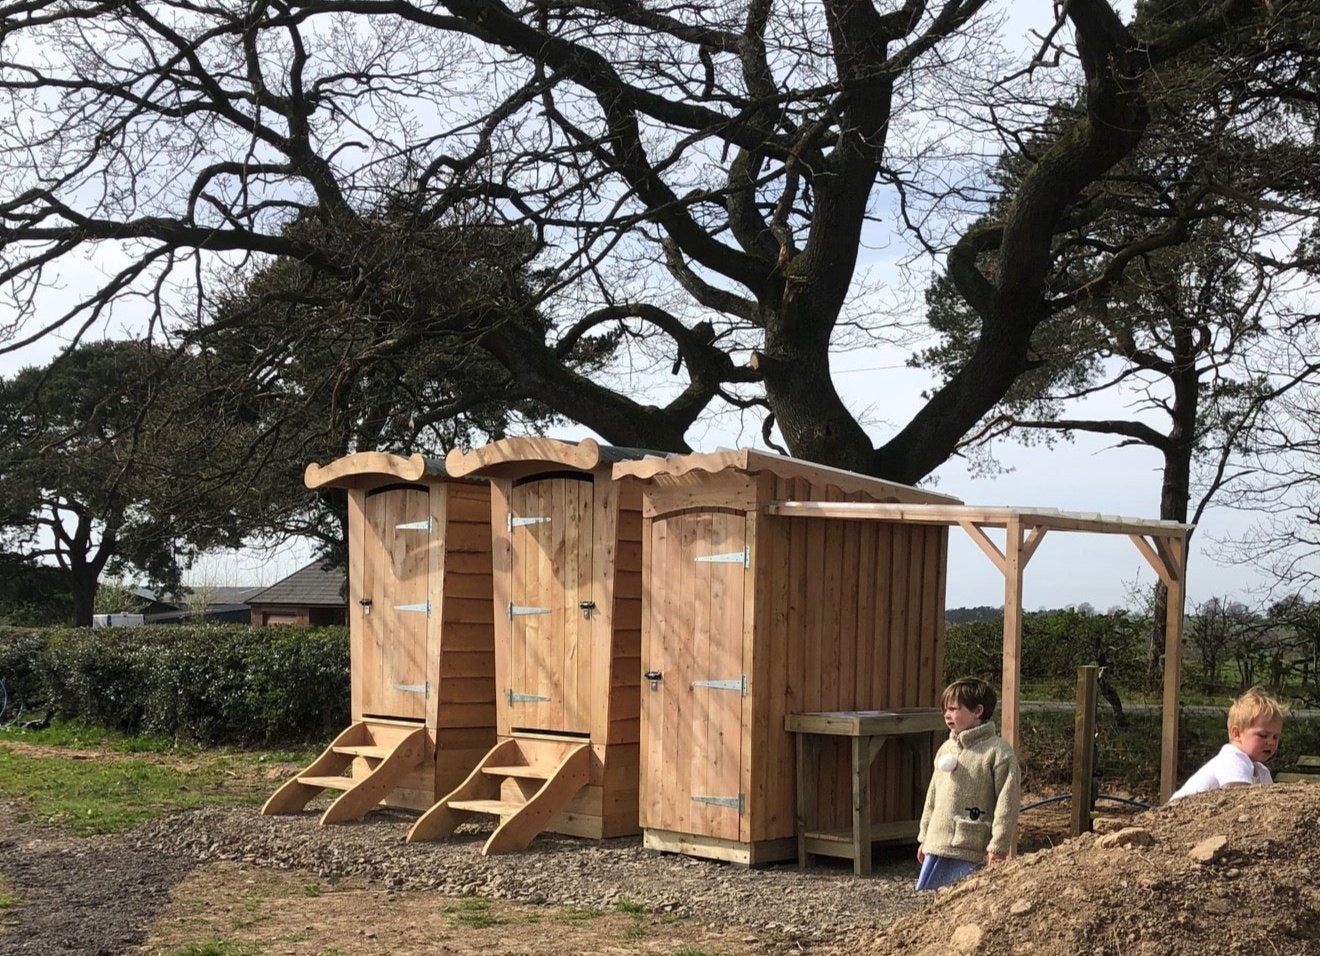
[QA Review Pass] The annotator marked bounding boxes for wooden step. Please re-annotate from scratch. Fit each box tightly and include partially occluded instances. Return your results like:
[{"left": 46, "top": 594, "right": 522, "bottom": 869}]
[
  {"left": 446, "top": 798, "right": 525, "bottom": 816},
  {"left": 1275, "top": 772, "right": 1320, "bottom": 785},
  {"left": 1297, "top": 754, "right": 1320, "bottom": 769},
  {"left": 298, "top": 775, "right": 355, "bottom": 791},
  {"left": 482, "top": 764, "right": 555, "bottom": 779},
  {"left": 333, "top": 745, "right": 391, "bottom": 759}
]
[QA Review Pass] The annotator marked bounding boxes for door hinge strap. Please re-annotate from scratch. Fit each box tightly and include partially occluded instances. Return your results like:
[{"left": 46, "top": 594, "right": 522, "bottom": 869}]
[
  {"left": 692, "top": 675, "right": 748, "bottom": 697},
  {"left": 508, "top": 515, "right": 551, "bottom": 531},
  {"left": 691, "top": 793, "right": 744, "bottom": 813},
  {"left": 694, "top": 547, "right": 749, "bottom": 568},
  {"left": 394, "top": 601, "right": 430, "bottom": 615},
  {"left": 509, "top": 604, "right": 551, "bottom": 618},
  {"left": 395, "top": 518, "right": 432, "bottom": 531},
  {"left": 507, "top": 690, "right": 551, "bottom": 704},
  {"left": 393, "top": 682, "right": 428, "bottom": 694}
]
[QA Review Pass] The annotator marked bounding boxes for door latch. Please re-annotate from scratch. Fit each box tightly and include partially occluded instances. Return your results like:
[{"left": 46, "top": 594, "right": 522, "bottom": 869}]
[
  {"left": 644, "top": 670, "right": 662, "bottom": 691},
  {"left": 359, "top": 597, "right": 372, "bottom": 616},
  {"left": 579, "top": 600, "right": 596, "bottom": 620}
]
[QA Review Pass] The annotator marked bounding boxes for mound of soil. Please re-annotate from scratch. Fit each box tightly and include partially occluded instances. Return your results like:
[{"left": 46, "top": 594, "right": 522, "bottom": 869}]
[{"left": 869, "top": 783, "right": 1320, "bottom": 956}]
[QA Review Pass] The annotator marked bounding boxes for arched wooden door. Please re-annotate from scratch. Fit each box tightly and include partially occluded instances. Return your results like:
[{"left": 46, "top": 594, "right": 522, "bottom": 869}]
[
  {"left": 359, "top": 484, "right": 432, "bottom": 721},
  {"left": 641, "top": 509, "right": 748, "bottom": 841},
  {"left": 505, "top": 474, "right": 595, "bottom": 735}
]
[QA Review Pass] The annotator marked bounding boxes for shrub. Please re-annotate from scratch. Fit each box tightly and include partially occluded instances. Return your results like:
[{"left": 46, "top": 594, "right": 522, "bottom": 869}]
[{"left": 0, "top": 624, "right": 347, "bottom": 744}]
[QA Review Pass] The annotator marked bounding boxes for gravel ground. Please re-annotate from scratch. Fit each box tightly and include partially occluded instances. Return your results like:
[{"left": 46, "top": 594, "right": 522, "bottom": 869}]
[{"left": 138, "top": 807, "right": 927, "bottom": 949}]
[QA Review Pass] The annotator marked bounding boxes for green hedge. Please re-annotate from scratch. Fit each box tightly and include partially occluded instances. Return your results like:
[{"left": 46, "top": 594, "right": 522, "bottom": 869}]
[{"left": 0, "top": 624, "right": 348, "bottom": 744}]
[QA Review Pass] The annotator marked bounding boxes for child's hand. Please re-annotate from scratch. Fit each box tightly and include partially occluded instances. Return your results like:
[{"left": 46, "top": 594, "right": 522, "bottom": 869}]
[
  {"left": 986, "top": 851, "right": 1006, "bottom": 865},
  {"left": 916, "top": 845, "right": 925, "bottom": 864}
]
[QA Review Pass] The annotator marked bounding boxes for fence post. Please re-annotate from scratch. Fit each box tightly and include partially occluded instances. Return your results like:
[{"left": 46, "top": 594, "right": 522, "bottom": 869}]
[{"left": 1070, "top": 664, "right": 1101, "bottom": 836}]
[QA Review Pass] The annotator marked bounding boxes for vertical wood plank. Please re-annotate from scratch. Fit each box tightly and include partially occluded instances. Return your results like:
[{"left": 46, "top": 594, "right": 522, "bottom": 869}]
[
  {"left": 490, "top": 480, "right": 513, "bottom": 738},
  {"left": 1161, "top": 536, "right": 1187, "bottom": 803},
  {"left": 1001, "top": 518, "right": 1024, "bottom": 754},
  {"left": 347, "top": 489, "right": 366, "bottom": 722}
]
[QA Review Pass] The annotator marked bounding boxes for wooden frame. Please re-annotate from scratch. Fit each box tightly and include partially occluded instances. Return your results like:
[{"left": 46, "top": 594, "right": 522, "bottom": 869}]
[
  {"left": 307, "top": 452, "right": 497, "bottom": 808},
  {"left": 442, "top": 437, "right": 652, "bottom": 839},
  {"left": 765, "top": 500, "right": 1193, "bottom": 802},
  {"left": 615, "top": 450, "right": 956, "bottom": 864}
]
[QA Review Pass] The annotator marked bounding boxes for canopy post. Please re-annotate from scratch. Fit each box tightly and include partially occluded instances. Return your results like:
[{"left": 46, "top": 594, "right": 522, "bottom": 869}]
[
  {"left": 1001, "top": 516, "right": 1025, "bottom": 753},
  {"left": 1160, "top": 536, "right": 1188, "bottom": 803}
]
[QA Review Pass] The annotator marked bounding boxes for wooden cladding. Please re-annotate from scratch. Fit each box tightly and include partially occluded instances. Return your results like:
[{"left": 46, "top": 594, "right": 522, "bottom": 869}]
[{"left": 631, "top": 462, "right": 950, "bottom": 862}]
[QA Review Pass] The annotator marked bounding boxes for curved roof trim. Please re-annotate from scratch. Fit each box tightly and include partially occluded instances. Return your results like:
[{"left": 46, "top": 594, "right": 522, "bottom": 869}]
[
  {"left": 444, "top": 437, "right": 660, "bottom": 479},
  {"left": 611, "top": 448, "right": 960, "bottom": 505},
  {"left": 304, "top": 452, "right": 448, "bottom": 490}
]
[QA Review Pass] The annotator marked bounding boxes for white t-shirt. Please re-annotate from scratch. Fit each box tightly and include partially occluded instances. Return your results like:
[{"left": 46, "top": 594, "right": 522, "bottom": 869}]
[{"left": 1169, "top": 743, "right": 1273, "bottom": 802}]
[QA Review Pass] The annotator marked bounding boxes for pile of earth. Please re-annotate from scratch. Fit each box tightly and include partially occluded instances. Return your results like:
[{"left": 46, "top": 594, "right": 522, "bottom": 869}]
[{"left": 867, "top": 783, "right": 1320, "bottom": 955}]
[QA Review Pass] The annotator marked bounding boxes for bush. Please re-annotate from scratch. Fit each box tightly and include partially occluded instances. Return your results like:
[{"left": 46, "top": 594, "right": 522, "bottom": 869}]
[{"left": 0, "top": 624, "right": 348, "bottom": 744}]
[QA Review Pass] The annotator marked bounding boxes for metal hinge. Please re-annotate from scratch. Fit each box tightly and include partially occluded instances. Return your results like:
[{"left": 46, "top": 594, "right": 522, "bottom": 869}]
[
  {"left": 691, "top": 793, "right": 744, "bottom": 813},
  {"left": 508, "top": 515, "right": 551, "bottom": 531},
  {"left": 507, "top": 689, "right": 551, "bottom": 704},
  {"left": 694, "top": 547, "right": 749, "bottom": 568},
  {"left": 692, "top": 675, "right": 748, "bottom": 697},
  {"left": 393, "top": 682, "right": 428, "bottom": 695},
  {"left": 394, "top": 601, "right": 430, "bottom": 615},
  {"left": 509, "top": 604, "right": 551, "bottom": 619},
  {"left": 395, "top": 518, "right": 432, "bottom": 531}
]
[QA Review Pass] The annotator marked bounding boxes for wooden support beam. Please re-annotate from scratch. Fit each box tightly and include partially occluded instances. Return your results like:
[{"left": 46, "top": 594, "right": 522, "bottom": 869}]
[
  {"left": 1001, "top": 517, "right": 1024, "bottom": 754},
  {"left": 959, "top": 520, "right": 1007, "bottom": 576},
  {"left": 1021, "top": 526, "right": 1049, "bottom": 568},
  {"left": 1128, "top": 534, "right": 1173, "bottom": 588},
  {"left": 1161, "top": 536, "right": 1187, "bottom": 803}
]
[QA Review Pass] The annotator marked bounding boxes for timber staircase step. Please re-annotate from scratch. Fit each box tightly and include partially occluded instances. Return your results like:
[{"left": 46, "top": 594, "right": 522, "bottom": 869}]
[
  {"left": 446, "top": 798, "right": 524, "bottom": 815},
  {"left": 408, "top": 736, "right": 591, "bottom": 853},
  {"left": 298, "top": 774, "right": 355, "bottom": 791},
  {"left": 482, "top": 764, "right": 555, "bottom": 779},
  {"left": 261, "top": 721, "right": 429, "bottom": 825},
  {"left": 333, "top": 744, "right": 391, "bottom": 759}
]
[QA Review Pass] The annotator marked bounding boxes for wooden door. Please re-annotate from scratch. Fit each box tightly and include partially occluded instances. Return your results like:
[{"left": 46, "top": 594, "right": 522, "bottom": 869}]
[
  {"left": 360, "top": 485, "right": 431, "bottom": 721},
  {"left": 641, "top": 510, "right": 747, "bottom": 841},
  {"left": 506, "top": 475, "right": 594, "bottom": 734}
]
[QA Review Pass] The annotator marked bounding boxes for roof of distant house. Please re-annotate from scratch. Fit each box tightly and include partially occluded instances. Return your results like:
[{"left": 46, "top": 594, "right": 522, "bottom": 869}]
[{"left": 246, "top": 560, "right": 347, "bottom": 607}]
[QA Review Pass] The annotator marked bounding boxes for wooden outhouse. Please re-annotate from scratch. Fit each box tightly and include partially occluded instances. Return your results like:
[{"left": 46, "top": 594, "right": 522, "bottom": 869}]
[
  {"left": 612, "top": 449, "right": 959, "bottom": 865},
  {"left": 263, "top": 452, "right": 496, "bottom": 824},
  {"left": 408, "top": 438, "right": 652, "bottom": 854}
]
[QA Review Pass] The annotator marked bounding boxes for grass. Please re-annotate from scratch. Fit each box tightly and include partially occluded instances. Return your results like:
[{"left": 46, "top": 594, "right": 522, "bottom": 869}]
[
  {"left": 161, "top": 942, "right": 260, "bottom": 956},
  {"left": 0, "top": 720, "right": 313, "bottom": 836},
  {"left": 614, "top": 899, "right": 646, "bottom": 915},
  {"left": 442, "top": 895, "right": 504, "bottom": 929},
  {"left": 558, "top": 906, "right": 603, "bottom": 922}
]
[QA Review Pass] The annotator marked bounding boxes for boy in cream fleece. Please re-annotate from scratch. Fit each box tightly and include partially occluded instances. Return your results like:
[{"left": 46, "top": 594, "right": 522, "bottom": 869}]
[{"left": 916, "top": 677, "right": 1020, "bottom": 891}]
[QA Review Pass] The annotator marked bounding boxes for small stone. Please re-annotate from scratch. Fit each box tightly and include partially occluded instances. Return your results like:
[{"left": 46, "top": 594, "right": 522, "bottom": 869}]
[
  {"left": 1095, "top": 827, "right": 1155, "bottom": 849},
  {"left": 1091, "top": 816, "right": 1127, "bottom": 834},
  {"left": 1009, "top": 898, "right": 1034, "bottom": 915},
  {"left": 1189, "top": 834, "right": 1229, "bottom": 863},
  {"left": 950, "top": 923, "right": 984, "bottom": 953}
]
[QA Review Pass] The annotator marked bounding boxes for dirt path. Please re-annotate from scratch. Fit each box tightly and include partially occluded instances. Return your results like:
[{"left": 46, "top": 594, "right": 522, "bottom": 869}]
[{"left": 0, "top": 803, "right": 193, "bottom": 955}]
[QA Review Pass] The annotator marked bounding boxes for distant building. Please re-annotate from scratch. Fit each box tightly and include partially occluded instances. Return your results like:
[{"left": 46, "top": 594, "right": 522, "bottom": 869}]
[
  {"left": 142, "top": 586, "right": 264, "bottom": 625},
  {"left": 246, "top": 560, "right": 347, "bottom": 627}
]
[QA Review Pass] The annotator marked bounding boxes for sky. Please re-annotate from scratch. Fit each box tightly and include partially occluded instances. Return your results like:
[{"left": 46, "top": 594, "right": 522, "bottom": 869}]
[{"left": 2, "top": 0, "right": 1302, "bottom": 612}]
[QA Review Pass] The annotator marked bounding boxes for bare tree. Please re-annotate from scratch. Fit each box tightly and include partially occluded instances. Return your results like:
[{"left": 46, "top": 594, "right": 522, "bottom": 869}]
[{"left": 0, "top": 0, "right": 1304, "bottom": 482}]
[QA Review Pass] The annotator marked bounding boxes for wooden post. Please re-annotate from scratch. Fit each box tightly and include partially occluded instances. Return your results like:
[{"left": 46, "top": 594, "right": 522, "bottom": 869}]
[
  {"left": 1000, "top": 517, "right": 1024, "bottom": 753},
  {"left": 1070, "top": 665, "right": 1100, "bottom": 836},
  {"left": 1161, "top": 537, "right": 1187, "bottom": 803}
]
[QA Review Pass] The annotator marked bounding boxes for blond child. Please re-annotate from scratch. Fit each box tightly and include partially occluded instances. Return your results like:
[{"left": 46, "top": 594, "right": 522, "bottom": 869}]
[
  {"left": 1168, "top": 687, "right": 1285, "bottom": 802},
  {"left": 916, "top": 677, "right": 1021, "bottom": 891}
]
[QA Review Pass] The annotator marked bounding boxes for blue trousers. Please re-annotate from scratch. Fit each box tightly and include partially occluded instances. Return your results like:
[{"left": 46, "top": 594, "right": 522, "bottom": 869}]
[{"left": 915, "top": 852, "right": 980, "bottom": 891}]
